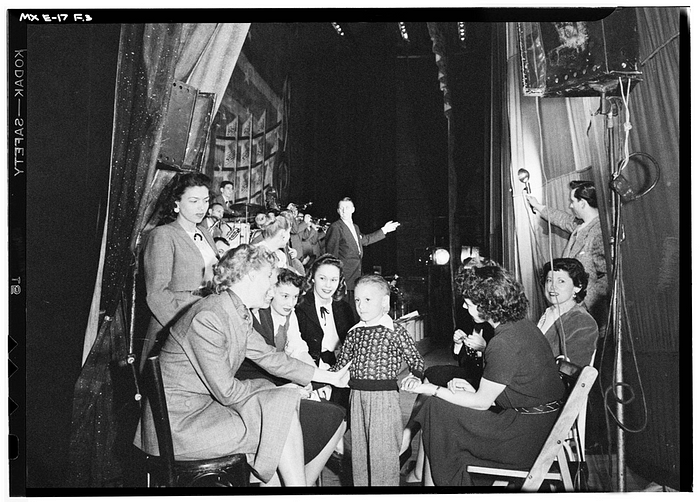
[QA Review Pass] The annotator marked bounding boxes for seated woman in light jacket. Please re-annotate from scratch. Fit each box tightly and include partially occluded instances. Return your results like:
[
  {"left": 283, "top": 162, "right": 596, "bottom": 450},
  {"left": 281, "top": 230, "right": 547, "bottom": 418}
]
[{"left": 135, "top": 244, "right": 350, "bottom": 486}]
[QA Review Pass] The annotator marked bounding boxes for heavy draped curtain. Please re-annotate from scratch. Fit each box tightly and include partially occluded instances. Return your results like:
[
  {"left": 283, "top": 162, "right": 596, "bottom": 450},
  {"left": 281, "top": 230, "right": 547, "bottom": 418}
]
[
  {"left": 68, "top": 23, "right": 249, "bottom": 487},
  {"left": 500, "top": 8, "right": 680, "bottom": 489}
]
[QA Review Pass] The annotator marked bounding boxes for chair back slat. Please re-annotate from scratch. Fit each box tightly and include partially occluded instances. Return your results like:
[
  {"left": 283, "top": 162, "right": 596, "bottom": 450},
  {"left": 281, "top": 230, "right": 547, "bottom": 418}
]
[
  {"left": 144, "top": 354, "right": 176, "bottom": 486},
  {"left": 521, "top": 364, "right": 598, "bottom": 491}
]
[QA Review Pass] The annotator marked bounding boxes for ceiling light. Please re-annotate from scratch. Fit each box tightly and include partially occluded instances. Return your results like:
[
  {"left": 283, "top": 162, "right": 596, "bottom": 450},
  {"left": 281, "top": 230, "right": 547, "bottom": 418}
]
[
  {"left": 398, "top": 22, "right": 409, "bottom": 42},
  {"left": 458, "top": 22, "right": 467, "bottom": 46},
  {"left": 331, "top": 22, "right": 344, "bottom": 36}
]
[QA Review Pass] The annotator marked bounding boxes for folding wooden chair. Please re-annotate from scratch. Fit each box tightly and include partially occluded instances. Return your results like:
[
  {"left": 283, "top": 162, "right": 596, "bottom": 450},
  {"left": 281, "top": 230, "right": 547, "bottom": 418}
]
[
  {"left": 467, "top": 362, "right": 598, "bottom": 491},
  {"left": 138, "top": 355, "right": 250, "bottom": 487}
]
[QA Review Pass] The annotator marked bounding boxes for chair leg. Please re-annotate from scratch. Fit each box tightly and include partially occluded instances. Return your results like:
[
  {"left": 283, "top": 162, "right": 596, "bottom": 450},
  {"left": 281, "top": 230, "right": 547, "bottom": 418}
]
[{"left": 557, "top": 449, "right": 574, "bottom": 491}]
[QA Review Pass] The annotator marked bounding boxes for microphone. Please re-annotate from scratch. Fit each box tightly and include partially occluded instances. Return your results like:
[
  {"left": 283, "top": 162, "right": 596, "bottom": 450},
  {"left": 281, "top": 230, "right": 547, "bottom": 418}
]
[{"left": 518, "top": 168, "right": 536, "bottom": 214}]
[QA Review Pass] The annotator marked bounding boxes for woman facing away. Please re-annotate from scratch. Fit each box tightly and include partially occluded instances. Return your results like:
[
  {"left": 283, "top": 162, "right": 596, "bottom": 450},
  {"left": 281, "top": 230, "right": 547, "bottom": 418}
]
[
  {"left": 140, "top": 172, "right": 219, "bottom": 371},
  {"left": 401, "top": 264, "right": 565, "bottom": 486},
  {"left": 134, "top": 244, "right": 350, "bottom": 486}
]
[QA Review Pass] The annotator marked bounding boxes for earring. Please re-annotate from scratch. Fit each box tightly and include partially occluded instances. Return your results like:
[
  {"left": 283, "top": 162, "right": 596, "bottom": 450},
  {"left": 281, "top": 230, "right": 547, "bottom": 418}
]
[{"left": 174, "top": 207, "right": 180, "bottom": 213}]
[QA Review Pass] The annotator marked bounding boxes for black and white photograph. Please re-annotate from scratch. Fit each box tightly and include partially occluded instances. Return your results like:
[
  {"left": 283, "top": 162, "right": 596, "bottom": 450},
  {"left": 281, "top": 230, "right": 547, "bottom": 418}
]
[{"left": 5, "top": 3, "right": 689, "bottom": 496}]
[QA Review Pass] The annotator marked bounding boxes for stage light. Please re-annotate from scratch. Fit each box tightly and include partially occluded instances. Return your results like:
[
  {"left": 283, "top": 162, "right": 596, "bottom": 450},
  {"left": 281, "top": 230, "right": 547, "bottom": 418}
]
[
  {"left": 331, "top": 22, "right": 345, "bottom": 36},
  {"left": 398, "top": 22, "right": 409, "bottom": 42},
  {"left": 458, "top": 22, "right": 467, "bottom": 44},
  {"left": 432, "top": 247, "right": 450, "bottom": 266}
]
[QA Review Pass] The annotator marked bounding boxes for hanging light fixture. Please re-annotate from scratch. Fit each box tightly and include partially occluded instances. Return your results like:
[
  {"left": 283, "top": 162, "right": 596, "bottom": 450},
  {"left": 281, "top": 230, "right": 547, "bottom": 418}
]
[
  {"left": 398, "top": 22, "right": 409, "bottom": 43},
  {"left": 331, "top": 22, "right": 345, "bottom": 37},
  {"left": 458, "top": 22, "right": 467, "bottom": 47}
]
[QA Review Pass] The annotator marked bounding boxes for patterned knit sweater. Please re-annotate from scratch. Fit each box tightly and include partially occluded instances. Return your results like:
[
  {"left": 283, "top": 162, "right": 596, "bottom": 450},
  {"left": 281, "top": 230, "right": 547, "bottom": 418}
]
[{"left": 332, "top": 314, "right": 425, "bottom": 391}]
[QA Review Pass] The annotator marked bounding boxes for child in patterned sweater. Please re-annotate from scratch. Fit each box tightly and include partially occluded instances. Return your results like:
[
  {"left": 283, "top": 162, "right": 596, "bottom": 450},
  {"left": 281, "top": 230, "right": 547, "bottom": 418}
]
[{"left": 331, "top": 274, "right": 424, "bottom": 486}]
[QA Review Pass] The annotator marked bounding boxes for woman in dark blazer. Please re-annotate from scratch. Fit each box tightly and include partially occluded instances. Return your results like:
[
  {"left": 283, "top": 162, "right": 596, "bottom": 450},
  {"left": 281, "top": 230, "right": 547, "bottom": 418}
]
[
  {"left": 296, "top": 254, "right": 355, "bottom": 411},
  {"left": 140, "top": 172, "right": 219, "bottom": 371}
]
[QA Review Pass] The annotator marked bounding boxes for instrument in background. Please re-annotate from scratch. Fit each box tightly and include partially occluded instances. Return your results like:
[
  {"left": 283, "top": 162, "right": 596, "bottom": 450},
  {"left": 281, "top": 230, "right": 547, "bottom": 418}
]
[
  {"left": 228, "top": 203, "right": 266, "bottom": 223},
  {"left": 212, "top": 219, "right": 251, "bottom": 247},
  {"left": 222, "top": 222, "right": 250, "bottom": 247}
]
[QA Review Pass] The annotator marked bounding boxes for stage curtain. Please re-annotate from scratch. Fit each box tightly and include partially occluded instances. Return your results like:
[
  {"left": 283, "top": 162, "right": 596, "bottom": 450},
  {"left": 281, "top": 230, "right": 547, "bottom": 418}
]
[
  {"left": 68, "top": 22, "right": 249, "bottom": 487},
  {"left": 502, "top": 7, "right": 680, "bottom": 489}
]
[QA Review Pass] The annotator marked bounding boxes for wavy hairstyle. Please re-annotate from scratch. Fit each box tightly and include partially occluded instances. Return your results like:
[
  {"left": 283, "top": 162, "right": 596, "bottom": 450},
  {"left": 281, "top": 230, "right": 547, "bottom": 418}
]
[
  {"left": 457, "top": 264, "right": 529, "bottom": 324},
  {"left": 212, "top": 244, "right": 276, "bottom": 294},
  {"left": 570, "top": 180, "right": 598, "bottom": 209},
  {"left": 540, "top": 258, "right": 589, "bottom": 303},
  {"left": 261, "top": 214, "right": 291, "bottom": 240},
  {"left": 158, "top": 172, "right": 211, "bottom": 224},
  {"left": 276, "top": 267, "right": 306, "bottom": 291},
  {"left": 304, "top": 253, "right": 347, "bottom": 301}
]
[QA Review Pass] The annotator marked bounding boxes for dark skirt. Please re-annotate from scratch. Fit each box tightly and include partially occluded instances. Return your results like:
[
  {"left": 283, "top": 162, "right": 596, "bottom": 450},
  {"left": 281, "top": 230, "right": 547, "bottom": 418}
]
[
  {"left": 299, "top": 399, "right": 346, "bottom": 463},
  {"left": 415, "top": 396, "right": 558, "bottom": 486},
  {"left": 424, "top": 364, "right": 469, "bottom": 387}
]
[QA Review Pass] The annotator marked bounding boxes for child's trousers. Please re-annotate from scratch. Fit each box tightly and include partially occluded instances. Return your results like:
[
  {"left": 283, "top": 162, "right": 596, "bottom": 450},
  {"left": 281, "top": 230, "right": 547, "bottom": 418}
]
[{"left": 350, "top": 389, "right": 402, "bottom": 486}]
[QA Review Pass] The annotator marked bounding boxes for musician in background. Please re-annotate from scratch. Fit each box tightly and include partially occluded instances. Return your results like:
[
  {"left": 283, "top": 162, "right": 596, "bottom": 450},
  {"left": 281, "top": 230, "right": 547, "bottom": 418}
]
[
  {"left": 214, "top": 180, "right": 235, "bottom": 216},
  {"left": 204, "top": 202, "right": 225, "bottom": 236},
  {"left": 325, "top": 197, "right": 399, "bottom": 315}
]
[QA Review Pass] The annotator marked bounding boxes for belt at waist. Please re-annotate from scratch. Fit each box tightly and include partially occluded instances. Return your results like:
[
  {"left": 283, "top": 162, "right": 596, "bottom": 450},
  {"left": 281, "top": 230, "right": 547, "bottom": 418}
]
[
  {"left": 512, "top": 399, "right": 563, "bottom": 415},
  {"left": 349, "top": 379, "right": 398, "bottom": 391}
]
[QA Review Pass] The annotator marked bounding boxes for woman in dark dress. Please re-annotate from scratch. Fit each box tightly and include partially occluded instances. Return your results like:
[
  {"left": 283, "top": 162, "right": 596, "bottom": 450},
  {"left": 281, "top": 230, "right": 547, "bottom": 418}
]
[
  {"left": 401, "top": 264, "right": 566, "bottom": 486},
  {"left": 296, "top": 254, "right": 355, "bottom": 404}
]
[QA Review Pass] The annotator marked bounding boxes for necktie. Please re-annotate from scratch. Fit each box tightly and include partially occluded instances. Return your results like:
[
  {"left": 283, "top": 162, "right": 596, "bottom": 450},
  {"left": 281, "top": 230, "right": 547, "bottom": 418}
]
[{"left": 320, "top": 306, "right": 329, "bottom": 326}]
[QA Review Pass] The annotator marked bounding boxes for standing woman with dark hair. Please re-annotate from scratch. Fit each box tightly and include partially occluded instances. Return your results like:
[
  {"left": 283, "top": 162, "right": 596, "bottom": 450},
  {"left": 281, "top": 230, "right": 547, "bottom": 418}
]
[
  {"left": 538, "top": 258, "right": 598, "bottom": 367},
  {"left": 140, "top": 172, "right": 219, "bottom": 370},
  {"left": 401, "top": 264, "right": 566, "bottom": 486}
]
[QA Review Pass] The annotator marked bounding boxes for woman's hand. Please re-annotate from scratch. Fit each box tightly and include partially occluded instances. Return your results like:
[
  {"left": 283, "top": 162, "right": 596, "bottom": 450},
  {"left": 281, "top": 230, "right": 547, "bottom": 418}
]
[
  {"left": 311, "top": 362, "right": 351, "bottom": 388},
  {"left": 400, "top": 375, "right": 435, "bottom": 395},
  {"left": 453, "top": 329, "right": 467, "bottom": 344},
  {"left": 315, "top": 385, "right": 333, "bottom": 400},
  {"left": 400, "top": 374, "right": 421, "bottom": 392},
  {"left": 447, "top": 378, "right": 476, "bottom": 394},
  {"left": 464, "top": 330, "right": 487, "bottom": 351}
]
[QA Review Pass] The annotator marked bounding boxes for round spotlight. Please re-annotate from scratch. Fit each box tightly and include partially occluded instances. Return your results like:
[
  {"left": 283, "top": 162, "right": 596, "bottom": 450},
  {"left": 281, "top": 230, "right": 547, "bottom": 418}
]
[{"left": 432, "top": 248, "right": 450, "bottom": 266}]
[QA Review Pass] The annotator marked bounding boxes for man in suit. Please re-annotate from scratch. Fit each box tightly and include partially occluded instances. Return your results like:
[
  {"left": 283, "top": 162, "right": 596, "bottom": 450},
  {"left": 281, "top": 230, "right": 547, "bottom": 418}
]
[
  {"left": 324, "top": 197, "right": 399, "bottom": 314},
  {"left": 214, "top": 180, "right": 236, "bottom": 216},
  {"left": 526, "top": 180, "right": 609, "bottom": 327}
]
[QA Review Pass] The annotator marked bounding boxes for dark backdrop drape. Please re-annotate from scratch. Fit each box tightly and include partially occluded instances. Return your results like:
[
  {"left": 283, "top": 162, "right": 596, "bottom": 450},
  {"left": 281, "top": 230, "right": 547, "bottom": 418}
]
[
  {"left": 67, "top": 23, "right": 183, "bottom": 487},
  {"left": 615, "top": 7, "right": 681, "bottom": 489},
  {"left": 287, "top": 24, "right": 398, "bottom": 275}
]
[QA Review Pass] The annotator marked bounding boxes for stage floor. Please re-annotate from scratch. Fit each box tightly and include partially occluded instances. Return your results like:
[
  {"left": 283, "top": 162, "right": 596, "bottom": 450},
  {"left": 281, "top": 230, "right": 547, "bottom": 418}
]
[{"left": 316, "top": 337, "right": 664, "bottom": 492}]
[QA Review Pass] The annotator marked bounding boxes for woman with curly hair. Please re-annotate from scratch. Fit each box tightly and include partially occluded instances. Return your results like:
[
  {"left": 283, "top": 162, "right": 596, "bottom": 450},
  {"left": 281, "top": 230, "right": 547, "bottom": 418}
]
[
  {"left": 400, "top": 264, "right": 565, "bottom": 486},
  {"left": 135, "top": 244, "right": 350, "bottom": 486},
  {"left": 538, "top": 258, "right": 598, "bottom": 367}
]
